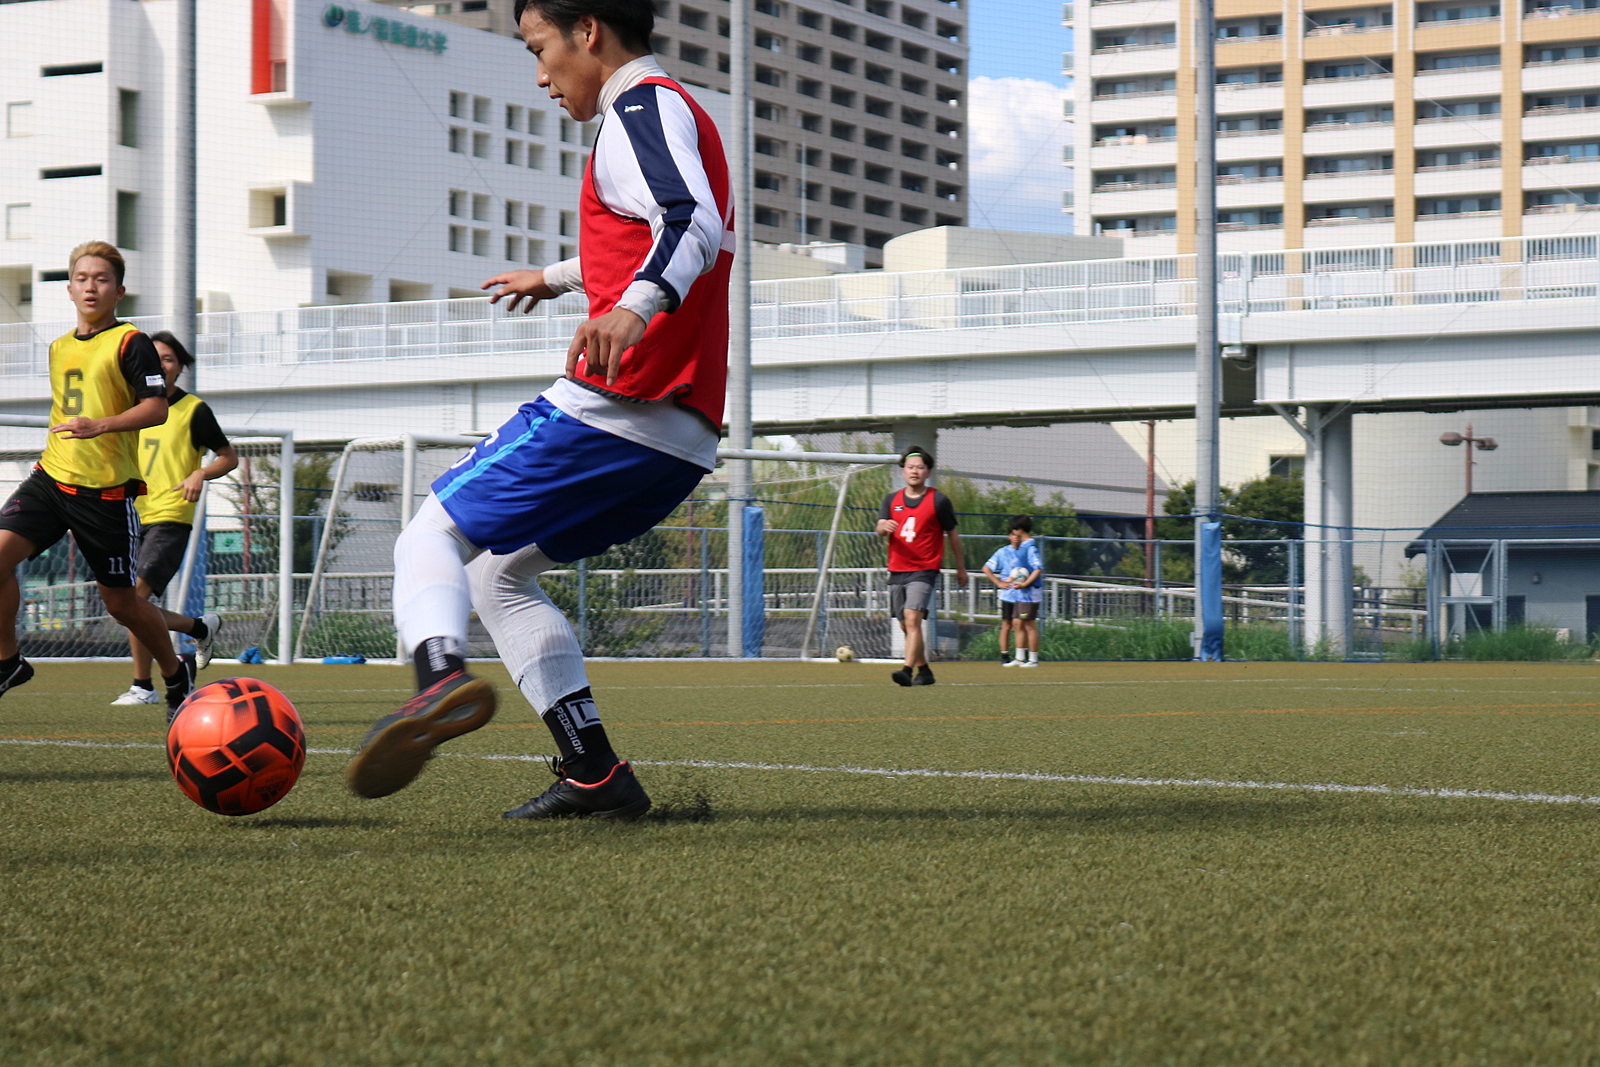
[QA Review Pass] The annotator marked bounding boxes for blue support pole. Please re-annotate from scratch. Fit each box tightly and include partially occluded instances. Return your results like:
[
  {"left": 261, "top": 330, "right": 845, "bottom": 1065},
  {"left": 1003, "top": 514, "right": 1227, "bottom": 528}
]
[
  {"left": 1199, "top": 520, "right": 1225, "bottom": 660},
  {"left": 741, "top": 505, "right": 765, "bottom": 657}
]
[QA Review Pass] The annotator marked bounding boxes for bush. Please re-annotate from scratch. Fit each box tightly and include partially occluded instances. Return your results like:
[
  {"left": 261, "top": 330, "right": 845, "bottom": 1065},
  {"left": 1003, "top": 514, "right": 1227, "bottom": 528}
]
[{"left": 1384, "top": 624, "right": 1594, "bottom": 662}]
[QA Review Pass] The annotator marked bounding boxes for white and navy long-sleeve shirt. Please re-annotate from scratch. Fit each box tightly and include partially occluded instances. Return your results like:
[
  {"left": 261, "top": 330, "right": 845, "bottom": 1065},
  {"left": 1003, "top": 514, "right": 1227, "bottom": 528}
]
[{"left": 541, "top": 55, "right": 728, "bottom": 326}]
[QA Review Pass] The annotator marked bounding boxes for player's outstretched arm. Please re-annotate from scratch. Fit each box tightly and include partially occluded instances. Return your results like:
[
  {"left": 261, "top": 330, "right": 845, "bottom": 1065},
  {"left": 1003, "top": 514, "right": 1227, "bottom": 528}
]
[
  {"left": 51, "top": 395, "right": 167, "bottom": 439},
  {"left": 483, "top": 269, "right": 560, "bottom": 314}
]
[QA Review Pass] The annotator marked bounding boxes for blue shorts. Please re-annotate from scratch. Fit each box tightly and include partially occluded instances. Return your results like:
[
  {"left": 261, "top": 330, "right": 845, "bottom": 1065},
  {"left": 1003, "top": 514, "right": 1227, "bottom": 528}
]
[{"left": 432, "top": 397, "right": 707, "bottom": 561}]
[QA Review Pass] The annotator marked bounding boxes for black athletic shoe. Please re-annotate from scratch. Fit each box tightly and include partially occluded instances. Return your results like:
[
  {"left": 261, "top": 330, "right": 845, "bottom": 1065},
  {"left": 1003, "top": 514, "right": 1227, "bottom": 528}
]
[
  {"left": 502, "top": 758, "right": 651, "bottom": 820},
  {"left": 345, "top": 672, "right": 497, "bottom": 798},
  {"left": 913, "top": 665, "right": 936, "bottom": 686},
  {"left": 891, "top": 668, "right": 914, "bottom": 686},
  {"left": 0, "top": 657, "right": 34, "bottom": 699},
  {"left": 164, "top": 658, "right": 196, "bottom": 724}
]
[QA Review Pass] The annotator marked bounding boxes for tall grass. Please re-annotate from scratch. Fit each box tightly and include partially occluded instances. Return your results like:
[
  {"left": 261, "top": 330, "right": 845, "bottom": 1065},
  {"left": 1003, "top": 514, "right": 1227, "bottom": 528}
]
[{"left": 962, "top": 620, "right": 1311, "bottom": 661}]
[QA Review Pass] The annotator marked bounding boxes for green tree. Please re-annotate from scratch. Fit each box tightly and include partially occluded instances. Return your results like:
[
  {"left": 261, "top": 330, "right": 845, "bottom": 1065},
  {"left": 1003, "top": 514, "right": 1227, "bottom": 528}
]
[
  {"left": 220, "top": 452, "right": 350, "bottom": 575},
  {"left": 1157, "top": 475, "right": 1303, "bottom": 584}
]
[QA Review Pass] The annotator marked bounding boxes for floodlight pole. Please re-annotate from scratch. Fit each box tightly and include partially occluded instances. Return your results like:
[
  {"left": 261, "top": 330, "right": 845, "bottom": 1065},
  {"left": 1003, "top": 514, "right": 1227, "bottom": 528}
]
[
  {"left": 174, "top": 0, "right": 198, "bottom": 388},
  {"left": 1192, "top": 0, "right": 1222, "bottom": 658},
  {"left": 726, "top": 0, "right": 754, "bottom": 657}
]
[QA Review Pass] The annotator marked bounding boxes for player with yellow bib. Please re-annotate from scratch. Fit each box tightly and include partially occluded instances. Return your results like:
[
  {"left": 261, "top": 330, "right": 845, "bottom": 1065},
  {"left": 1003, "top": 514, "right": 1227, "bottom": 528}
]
[
  {"left": 0, "top": 242, "right": 214, "bottom": 716},
  {"left": 108, "top": 331, "right": 237, "bottom": 708}
]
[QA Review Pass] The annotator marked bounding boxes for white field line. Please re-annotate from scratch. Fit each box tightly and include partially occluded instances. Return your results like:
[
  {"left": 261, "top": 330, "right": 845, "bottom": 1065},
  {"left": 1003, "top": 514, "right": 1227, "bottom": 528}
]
[{"left": 5, "top": 737, "right": 1600, "bottom": 808}]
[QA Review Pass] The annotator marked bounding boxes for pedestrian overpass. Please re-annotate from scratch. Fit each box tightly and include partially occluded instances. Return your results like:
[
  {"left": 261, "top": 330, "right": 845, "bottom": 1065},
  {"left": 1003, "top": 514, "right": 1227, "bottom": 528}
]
[{"left": 0, "top": 233, "right": 1594, "bottom": 650}]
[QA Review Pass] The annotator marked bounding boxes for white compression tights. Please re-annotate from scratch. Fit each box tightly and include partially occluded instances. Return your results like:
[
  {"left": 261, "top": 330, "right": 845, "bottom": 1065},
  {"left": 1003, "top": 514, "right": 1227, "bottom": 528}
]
[{"left": 392, "top": 494, "right": 589, "bottom": 714}]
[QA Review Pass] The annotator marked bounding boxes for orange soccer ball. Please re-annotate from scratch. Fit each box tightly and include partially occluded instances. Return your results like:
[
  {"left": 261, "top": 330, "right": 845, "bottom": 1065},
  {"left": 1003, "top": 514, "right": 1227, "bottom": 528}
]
[{"left": 167, "top": 678, "right": 306, "bottom": 816}]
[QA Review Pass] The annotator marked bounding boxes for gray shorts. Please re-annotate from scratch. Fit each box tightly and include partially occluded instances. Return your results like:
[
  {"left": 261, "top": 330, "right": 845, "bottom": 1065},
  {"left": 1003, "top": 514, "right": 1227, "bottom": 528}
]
[
  {"left": 135, "top": 522, "right": 192, "bottom": 597},
  {"left": 889, "top": 572, "right": 937, "bottom": 617}
]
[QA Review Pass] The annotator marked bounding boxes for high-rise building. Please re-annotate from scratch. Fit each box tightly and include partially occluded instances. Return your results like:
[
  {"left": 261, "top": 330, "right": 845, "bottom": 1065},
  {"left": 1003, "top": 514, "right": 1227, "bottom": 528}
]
[
  {"left": 1069, "top": 0, "right": 1600, "bottom": 253},
  {"left": 383, "top": 0, "right": 971, "bottom": 264}
]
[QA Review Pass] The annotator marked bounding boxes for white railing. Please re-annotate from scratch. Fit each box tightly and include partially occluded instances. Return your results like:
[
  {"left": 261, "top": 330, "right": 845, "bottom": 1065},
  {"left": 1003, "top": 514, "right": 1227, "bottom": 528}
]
[{"left": 4, "top": 236, "right": 1598, "bottom": 377}]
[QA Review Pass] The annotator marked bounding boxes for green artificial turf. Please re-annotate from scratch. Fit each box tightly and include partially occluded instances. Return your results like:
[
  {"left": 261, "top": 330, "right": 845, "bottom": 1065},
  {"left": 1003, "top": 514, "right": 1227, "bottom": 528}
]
[{"left": 6, "top": 659, "right": 1600, "bottom": 1066}]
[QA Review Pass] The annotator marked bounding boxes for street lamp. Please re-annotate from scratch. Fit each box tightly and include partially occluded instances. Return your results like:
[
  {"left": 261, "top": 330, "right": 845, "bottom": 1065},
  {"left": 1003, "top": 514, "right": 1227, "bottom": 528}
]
[{"left": 1439, "top": 423, "right": 1498, "bottom": 496}]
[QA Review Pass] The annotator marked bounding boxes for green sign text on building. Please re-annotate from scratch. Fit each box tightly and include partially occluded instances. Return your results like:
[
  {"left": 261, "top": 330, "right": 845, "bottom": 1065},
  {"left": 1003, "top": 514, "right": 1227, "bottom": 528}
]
[{"left": 323, "top": 6, "right": 447, "bottom": 54}]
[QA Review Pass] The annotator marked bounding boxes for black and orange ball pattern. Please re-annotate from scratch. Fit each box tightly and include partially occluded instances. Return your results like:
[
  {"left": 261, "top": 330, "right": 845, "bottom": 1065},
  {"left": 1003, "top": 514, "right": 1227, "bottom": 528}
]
[{"left": 167, "top": 678, "right": 306, "bottom": 816}]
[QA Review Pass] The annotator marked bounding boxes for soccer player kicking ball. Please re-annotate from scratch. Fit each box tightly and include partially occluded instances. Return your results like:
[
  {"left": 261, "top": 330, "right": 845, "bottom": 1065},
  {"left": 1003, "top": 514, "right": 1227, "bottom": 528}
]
[
  {"left": 982, "top": 515, "right": 1044, "bottom": 667},
  {"left": 346, "top": 0, "right": 731, "bottom": 819},
  {"left": 109, "top": 331, "right": 234, "bottom": 707},
  {"left": 876, "top": 448, "right": 966, "bottom": 687},
  {"left": 0, "top": 242, "right": 207, "bottom": 716}
]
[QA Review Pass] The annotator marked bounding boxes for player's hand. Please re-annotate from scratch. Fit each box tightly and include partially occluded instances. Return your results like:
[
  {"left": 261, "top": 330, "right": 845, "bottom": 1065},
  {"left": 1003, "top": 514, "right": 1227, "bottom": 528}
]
[
  {"left": 177, "top": 471, "right": 205, "bottom": 502},
  {"left": 50, "top": 417, "right": 107, "bottom": 439},
  {"left": 996, "top": 578, "right": 1014, "bottom": 589},
  {"left": 956, "top": 567, "right": 969, "bottom": 586},
  {"left": 483, "top": 270, "right": 558, "bottom": 314},
  {"left": 875, "top": 519, "right": 897, "bottom": 536},
  {"left": 567, "top": 308, "right": 646, "bottom": 385}
]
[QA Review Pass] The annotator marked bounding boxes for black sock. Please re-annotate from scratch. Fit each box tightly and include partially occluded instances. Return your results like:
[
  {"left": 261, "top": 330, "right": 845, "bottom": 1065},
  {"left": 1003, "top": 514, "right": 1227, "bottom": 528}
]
[
  {"left": 163, "top": 667, "right": 190, "bottom": 691},
  {"left": 413, "top": 637, "right": 465, "bottom": 692},
  {"left": 0, "top": 653, "right": 20, "bottom": 676},
  {"left": 541, "top": 687, "right": 618, "bottom": 783},
  {"left": 133, "top": 678, "right": 154, "bottom": 691},
  {"left": 189, "top": 617, "right": 209, "bottom": 641}
]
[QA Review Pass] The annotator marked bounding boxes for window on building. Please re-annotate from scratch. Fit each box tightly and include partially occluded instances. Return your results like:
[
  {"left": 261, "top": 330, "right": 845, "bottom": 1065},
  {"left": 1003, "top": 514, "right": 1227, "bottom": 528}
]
[
  {"left": 831, "top": 121, "right": 856, "bottom": 140},
  {"left": 798, "top": 8, "right": 823, "bottom": 28},
  {"left": 559, "top": 210, "right": 577, "bottom": 236},
  {"left": 866, "top": 30, "right": 893, "bottom": 50},
  {"left": 526, "top": 110, "right": 545, "bottom": 136},
  {"left": 935, "top": 149, "right": 961, "bottom": 169},
  {"left": 864, "top": 96, "right": 891, "bottom": 117},
  {"left": 831, "top": 18, "right": 856, "bottom": 37},
  {"left": 865, "top": 163, "right": 892, "bottom": 182},
  {"left": 901, "top": 107, "right": 928, "bottom": 127},
  {"left": 1307, "top": 58, "right": 1391, "bottom": 79},
  {"left": 1420, "top": 51, "right": 1499, "bottom": 70},
  {"left": 681, "top": 43, "right": 708, "bottom": 65},
  {"left": 755, "top": 136, "right": 785, "bottom": 156},
  {"left": 449, "top": 91, "right": 466, "bottom": 118},
  {"left": 1307, "top": 154, "right": 1392, "bottom": 173},
  {"left": 526, "top": 144, "right": 545, "bottom": 169},
  {"left": 865, "top": 196, "right": 892, "bottom": 215},
  {"left": 719, "top": 17, "right": 730, "bottom": 36},
  {"left": 1418, "top": 2, "right": 1499, "bottom": 19},
  {"left": 449, "top": 127, "right": 465, "bottom": 153},
  {"left": 901, "top": 140, "right": 927, "bottom": 159},
  {"left": 755, "top": 171, "right": 784, "bottom": 191},
  {"left": 505, "top": 200, "right": 522, "bottom": 227},
  {"left": 5, "top": 102, "right": 31, "bottom": 138},
  {"left": 831, "top": 87, "right": 857, "bottom": 107},
  {"left": 449, "top": 225, "right": 467, "bottom": 253},
  {"left": 1418, "top": 195, "right": 1500, "bottom": 215},
  {"left": 472, "top": 229, "right": 489, "bottom": 256},
  {"left": 560, "top": 150, "right": 578, "bottom": 176},
  {"left": 901, "top": 7, "right": 927, "bottom": 28},
  {"left": 756, "top": 65, "right": 783, "bottom": 85},
  {"left": 1218, "top": 113, "right": 1283, "bottom": 133},
  {"left": 1529, "top": 42, "right": 1600, "bottom": 63},
  {"left": 1268, "top": 455, "right": 1305, "bottom": 478},
  {"left": 472, "top": 131, "right": 490, "bottom": 158},
  {"left": 800, "top": 112, "right": 822, "bottom": 132},
  {"left": 1527, "top": 92, "right": 1600, "bottom": 112},
  {"left": 527, "top": 238, "right": 546, "bottom": 263},
  {"left": 831, "top": 154, "right": 855, "bottom": 173},
  {"left": 757, "top": 0, "right": 786, "bottom": 14},
  {"left": 902, "top": 43, "right": 928, "bottom": 62},
  {"left": 831, "top": 53, "right": 856, "bottom": 73},
  {"left": 756, "top": 31, "right": 786, "bottom": 50},
  {"left": 936, "top": 117, "right": 961, "bottom": 136},
  {"left": 864, "top": 130, "right": 892, "bottom": 150},
  {"left": 830, "top": 222, "right": 856, "bottom": 241},
  {"left": 1419, "top": 98, "right": 1498, "bottom": 119},
  {"left": 471, "top": 194, "right": 490, "bottom": 222},
  {"left": 448, "top": 190, "right": 466, "bottom": 217},
  {"left": 506, "top": 104, "right": 523, "bottom": 131},
  {"left": 901, "top": 205, "right": 928, "bottom": 224},
  {"left": 560, "top": 243, "right": 576, "bottom": 259},
  {"left": 802, "top": 180, "right": 822, "bottom": 200},
  {"left": 865, "top": 228, "right": 891, "bottom": 248},
  {"left": 865, "top": 63, "right": 892, "bottom": 83},
  {"left": 754, "top": 206, "right": 785, "bottom": 226},
  {"left": 798, "top": 44, "right": 823, "bottom": 63},
  {"left": 505, "top": 234, "right": 523, "bottom": 261},
  {"left": 901, "top": 172, "right": 925, "bottom": 192},
  {"left": 754, "top": 101, "right": 785, "bottom": 121},
  {"left": 830, "top": 188, "right": 856, "bottom": 207},
  {"left": 679, "top": 5, "right": 707, "bottom": 26},
  {"left": 937, "top": 53, "right": 962, "bottom": 74},
  {"left": 935, "top": 181, "right": 961, "bottom": 200},
  {"left": 463, "top": 1, "right": 488, "bottom": 11},
  {"left": 472, "top": 96, "right": 490, "bottom": 123},
  {"left": 798, "top": 78, "right": 823, "bottom": 98},
  {"left": 902, "top": 74, "right": 928, "bottom": 95},
  {"left": 1421, "top": 147, "right": 1498, "bottom": 167},
  {"left": 115, "top": 191, "right": 138, "bottom": 249},
  {"left": 118, "top": 90, "right": 138, "bottom": 147},
  {"left": 866, "top": 0, "right": 891, "bottom": 13},
  {"left": 506, "top": 140, "right": 523, "bottom": 165},
  {"left": 935, "top": 19, "right": 962, "bottom": 40},
  {"left": 527, "top": 205, "right": 545, "bottom": 230},
  {"left": 6, "top": 203, "right": 31, "bottom": 240}
]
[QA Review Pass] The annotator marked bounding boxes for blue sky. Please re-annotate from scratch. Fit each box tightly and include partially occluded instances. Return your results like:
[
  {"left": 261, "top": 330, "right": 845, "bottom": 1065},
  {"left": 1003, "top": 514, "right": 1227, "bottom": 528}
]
[{"left": 968, "top": 0, "right": 1072, "bottom": 87}]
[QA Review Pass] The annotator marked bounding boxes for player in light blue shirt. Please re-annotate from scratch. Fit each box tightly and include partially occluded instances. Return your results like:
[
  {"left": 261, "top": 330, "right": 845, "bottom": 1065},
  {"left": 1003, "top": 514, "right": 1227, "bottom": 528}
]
[{"left": 982, "top": 515, "right": 1045, "bottom": 667}]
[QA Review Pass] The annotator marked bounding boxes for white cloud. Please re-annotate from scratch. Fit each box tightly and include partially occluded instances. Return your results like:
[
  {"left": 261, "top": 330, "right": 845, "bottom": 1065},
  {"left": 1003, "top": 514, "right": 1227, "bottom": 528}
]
[{"left": 965, "top": 76, "right": 1073, "bottom": 234}]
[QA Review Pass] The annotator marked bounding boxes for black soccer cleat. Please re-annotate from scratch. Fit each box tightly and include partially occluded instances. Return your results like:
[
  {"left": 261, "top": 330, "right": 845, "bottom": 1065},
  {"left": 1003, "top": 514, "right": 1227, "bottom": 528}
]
[
  {"left": 913, "top": 665, "right": 936, "bottom": 686},
  {"left": 891, "top": 668, "right": 914, "bottom": 686},
  {"left": 164, "top": 657, "right": 196, "bottom": 724},
  {"left": 502, "top": 758, "right": 651, "bottom": 820},
  {"left": 346, "top": 672, "right": 497, "bottom": 799},
  {"left": 0, "top": 656, "right": 34, "bottom": 699}
]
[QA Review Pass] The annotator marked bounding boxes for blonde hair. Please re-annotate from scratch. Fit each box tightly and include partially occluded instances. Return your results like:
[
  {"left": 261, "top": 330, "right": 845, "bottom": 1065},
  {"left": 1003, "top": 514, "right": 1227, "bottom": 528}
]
[{"left": 68, "top": 240, "right": 126, "bottom": 286}]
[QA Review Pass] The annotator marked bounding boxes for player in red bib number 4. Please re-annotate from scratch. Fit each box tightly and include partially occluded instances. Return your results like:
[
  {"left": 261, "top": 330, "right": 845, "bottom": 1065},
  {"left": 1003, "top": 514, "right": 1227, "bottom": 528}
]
[{"left": 876, "top": 448, "right": 966, "bottom": 686}]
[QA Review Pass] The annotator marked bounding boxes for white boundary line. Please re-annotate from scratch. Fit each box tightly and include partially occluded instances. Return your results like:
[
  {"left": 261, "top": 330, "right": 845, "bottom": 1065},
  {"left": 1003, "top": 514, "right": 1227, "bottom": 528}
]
[{"left": 5, "top": 737, "right": 1600, "bottom": 808}]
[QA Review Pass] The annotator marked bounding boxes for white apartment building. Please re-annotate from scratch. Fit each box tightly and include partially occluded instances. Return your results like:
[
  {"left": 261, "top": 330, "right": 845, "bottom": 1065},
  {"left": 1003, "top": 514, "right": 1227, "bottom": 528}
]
[
  {"left": 1068, "top": 0, "right": 1600, "bottom": 254},
  {"left": 0, "top": 0, "right": 728, "bottom": 324}
]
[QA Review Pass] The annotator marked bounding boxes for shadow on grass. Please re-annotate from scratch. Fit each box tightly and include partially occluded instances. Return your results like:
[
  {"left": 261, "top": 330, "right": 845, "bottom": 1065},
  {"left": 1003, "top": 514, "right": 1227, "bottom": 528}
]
[
  {"left": 234, "top": 816, "right": 396, "bottom": 830},
  {"left": 0, "top": 769, "right": 164, "bottom": 784}
]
